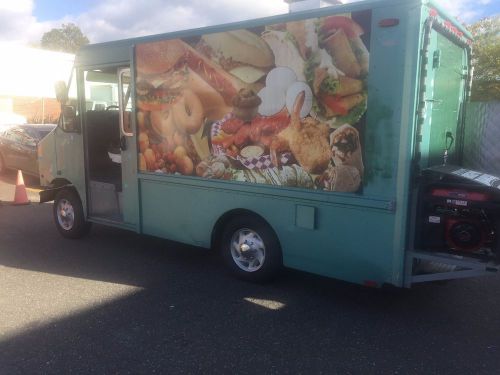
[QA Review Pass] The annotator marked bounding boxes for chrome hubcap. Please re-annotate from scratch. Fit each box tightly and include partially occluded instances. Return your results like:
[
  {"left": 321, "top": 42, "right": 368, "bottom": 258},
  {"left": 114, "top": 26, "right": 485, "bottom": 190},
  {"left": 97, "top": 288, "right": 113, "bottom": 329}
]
[
  {"left": 57, "top": 199, "right": 75, "bottom": 231},
  {"left": 230, "top": 228, "right": 266, "bottom": 272}
]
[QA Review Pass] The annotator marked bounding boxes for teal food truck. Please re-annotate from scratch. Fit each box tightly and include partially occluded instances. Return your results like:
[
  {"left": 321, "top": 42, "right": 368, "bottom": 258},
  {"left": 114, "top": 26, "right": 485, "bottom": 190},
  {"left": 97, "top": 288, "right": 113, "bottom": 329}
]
[{"left": 38, "top": 0, "right": 500, "bottom": 287}]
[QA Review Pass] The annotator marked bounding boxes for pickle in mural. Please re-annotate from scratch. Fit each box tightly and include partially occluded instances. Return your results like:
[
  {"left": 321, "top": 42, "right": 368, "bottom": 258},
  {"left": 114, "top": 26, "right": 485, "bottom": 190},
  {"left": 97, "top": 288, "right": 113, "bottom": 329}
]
[{"left": 135, "top": 11, "right": 371, "bottom": 193}]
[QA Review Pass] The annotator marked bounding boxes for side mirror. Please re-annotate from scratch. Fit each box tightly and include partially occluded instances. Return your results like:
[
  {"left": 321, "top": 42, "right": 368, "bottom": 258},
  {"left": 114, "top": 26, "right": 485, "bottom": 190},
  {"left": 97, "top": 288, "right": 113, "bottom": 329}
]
[
  {"left": 61, "top": 105, "right": 79, "bottom": 132},
  {"left": 55, "top": 81, "right": 68, "bottom": 104}
]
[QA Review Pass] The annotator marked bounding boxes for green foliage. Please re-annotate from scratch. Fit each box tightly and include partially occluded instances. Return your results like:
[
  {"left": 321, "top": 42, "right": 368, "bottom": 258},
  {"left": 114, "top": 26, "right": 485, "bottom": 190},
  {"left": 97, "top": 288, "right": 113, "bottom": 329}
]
[
  {"left": 468, "top": 16, "right": 500, "bottom": 101},
  {"left": 41, "top": 23, "right": 89, "bottom": 54}
]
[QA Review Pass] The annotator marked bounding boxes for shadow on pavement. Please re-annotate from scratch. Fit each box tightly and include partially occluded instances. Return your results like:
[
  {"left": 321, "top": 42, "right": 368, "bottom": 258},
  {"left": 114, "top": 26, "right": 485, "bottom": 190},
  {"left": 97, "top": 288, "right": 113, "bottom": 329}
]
[{"left": 0, "top": 205, "right": 498, "bottom": 373}]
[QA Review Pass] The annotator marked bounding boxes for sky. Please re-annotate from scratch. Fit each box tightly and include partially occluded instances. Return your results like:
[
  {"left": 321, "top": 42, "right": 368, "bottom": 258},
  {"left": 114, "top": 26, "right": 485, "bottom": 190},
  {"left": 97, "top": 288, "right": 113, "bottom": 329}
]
[{"left": 0, "top": 0, "right": 498, "bottom": 45}]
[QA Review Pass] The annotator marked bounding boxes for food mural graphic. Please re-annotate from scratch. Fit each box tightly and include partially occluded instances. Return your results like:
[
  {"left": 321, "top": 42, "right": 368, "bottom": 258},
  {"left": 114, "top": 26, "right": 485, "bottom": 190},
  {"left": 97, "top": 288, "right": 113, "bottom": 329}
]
[{"left": 135, "top": 11, "right": 371, "bottom": 192}]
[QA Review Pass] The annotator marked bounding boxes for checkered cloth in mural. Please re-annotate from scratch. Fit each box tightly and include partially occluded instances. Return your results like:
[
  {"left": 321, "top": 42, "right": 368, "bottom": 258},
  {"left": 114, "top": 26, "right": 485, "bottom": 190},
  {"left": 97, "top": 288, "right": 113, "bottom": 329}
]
[{"left": 211, "top": 113, "right": 292, "bottom": 170}]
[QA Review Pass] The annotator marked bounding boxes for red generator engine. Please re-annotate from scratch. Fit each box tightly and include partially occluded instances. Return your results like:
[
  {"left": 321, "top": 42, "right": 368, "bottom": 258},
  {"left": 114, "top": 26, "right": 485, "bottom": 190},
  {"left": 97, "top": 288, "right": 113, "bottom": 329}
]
[{"left": 418, "top": 182, "right": 500, "bottom": 258}]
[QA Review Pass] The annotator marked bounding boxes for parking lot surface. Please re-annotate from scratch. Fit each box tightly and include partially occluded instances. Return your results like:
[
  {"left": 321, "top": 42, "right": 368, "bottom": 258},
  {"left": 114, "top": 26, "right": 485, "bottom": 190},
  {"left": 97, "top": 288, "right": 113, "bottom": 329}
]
[{"left": 0, "top": 175, "right": 499, "bottom": 374}]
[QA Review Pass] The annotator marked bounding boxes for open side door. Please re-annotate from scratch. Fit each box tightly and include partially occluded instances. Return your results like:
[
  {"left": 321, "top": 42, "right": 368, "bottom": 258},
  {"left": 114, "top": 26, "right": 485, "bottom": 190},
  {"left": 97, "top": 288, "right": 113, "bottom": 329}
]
[
  {"left": 118, "top": 67, "right": 139, "bottom": 228},
  {"left": 82, "top": 66, "right": 138, "bottom": 230}
]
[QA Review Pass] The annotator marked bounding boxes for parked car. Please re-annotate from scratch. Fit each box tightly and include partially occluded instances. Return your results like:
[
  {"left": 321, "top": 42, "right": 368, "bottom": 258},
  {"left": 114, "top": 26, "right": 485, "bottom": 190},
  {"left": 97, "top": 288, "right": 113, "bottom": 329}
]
[{"left": 0, "top": 124, "right": 56, "bottom": 178}]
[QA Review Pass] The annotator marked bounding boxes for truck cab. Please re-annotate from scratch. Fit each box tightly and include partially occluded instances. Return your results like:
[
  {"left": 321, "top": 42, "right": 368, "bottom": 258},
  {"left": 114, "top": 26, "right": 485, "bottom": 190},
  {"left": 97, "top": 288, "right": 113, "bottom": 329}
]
[{"left": 39, "top": 65, "right": 138, "bottom": 230}]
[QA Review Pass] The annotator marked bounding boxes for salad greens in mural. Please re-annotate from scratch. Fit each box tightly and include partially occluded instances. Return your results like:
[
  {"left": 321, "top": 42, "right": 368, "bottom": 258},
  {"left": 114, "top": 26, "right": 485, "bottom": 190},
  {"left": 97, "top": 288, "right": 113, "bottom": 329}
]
[{"left": 135, "top": 11, "right": 371, "bottom": 193}]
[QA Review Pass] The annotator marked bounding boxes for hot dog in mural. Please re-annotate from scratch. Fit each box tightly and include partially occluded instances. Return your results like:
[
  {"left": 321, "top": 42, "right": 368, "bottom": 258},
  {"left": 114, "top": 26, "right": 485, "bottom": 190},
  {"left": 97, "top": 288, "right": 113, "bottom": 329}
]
[{"left": 135, "top": 12, "right": 370, "bottom": 193}]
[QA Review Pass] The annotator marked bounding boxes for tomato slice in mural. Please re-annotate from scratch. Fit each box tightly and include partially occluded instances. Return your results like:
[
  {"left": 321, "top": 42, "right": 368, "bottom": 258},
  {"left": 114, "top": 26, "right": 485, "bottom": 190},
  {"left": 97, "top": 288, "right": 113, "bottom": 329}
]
[{"left": 321, "top": 95, "right": 349, "bottom": 116}]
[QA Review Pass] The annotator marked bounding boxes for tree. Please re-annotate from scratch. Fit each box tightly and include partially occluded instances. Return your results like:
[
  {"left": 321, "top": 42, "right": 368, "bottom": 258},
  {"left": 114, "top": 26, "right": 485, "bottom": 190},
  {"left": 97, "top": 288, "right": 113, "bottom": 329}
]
[
  {"left": 41, "top": 23, "right": 89, "bottom": 54},
  {"left": 468, "top": 16, "right": 500, "bottom": 101}
]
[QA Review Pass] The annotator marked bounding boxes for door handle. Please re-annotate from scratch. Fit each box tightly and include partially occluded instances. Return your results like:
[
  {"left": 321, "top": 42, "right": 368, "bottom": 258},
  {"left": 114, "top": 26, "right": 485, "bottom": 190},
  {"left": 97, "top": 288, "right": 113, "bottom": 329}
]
[
  {"left": 443, "top": 131, "right": 454, "bottom": 166},
  {"left": 425, "top": 99, "right": 443, "bottom": 104},
  {"left": 445, "top": 131, "right": 454, "bottom": 151}
]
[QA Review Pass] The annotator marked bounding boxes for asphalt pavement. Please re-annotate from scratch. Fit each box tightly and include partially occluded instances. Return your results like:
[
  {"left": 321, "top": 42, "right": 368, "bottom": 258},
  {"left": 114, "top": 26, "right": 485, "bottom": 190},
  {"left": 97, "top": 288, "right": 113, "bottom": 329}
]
[{"left": 0, "top": 175, "right": 499, "bottom": 374}]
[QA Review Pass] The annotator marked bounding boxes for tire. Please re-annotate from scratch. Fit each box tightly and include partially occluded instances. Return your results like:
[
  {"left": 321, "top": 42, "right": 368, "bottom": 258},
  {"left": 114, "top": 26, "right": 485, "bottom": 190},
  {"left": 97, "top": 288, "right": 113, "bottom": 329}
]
[
  {"left": 220, "top": 215, "right": 282, "bottom": 282},
  {"left": 53, "top": 188, "right": 91, "bottom": 239}
]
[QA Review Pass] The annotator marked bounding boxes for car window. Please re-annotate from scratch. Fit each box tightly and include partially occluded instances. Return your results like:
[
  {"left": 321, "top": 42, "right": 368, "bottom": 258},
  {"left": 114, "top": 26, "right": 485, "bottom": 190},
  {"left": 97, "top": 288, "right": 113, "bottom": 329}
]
[
  {"left": 7, "top": 128, "right": 23, "bottom": 143},
  {"left": 4, "top": 128, "right": 19, "bottom": 140},
  {"left": 2, "top": 129, "right": 12, "bottom": 140},
  {"left": 11, "top": 128, "right": 36, "bottom": 146},
  {"left": 11, "top": 129, "right": 21, "bottom": 142}
]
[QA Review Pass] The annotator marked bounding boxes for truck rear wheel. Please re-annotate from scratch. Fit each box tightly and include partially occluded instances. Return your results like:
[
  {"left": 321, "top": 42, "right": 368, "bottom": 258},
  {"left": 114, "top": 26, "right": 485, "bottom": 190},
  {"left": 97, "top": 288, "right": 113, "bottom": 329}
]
[
  {"left": 53, "top": 188, "right": 91, "bottom": 239},
  {"left": 220, "top": 216, "right": 282, "bottom": 282}
]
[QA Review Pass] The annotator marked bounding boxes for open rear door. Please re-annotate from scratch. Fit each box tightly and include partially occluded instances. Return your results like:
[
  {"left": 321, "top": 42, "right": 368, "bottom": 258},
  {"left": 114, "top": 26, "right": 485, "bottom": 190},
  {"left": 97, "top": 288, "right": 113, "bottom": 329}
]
[
  {"left": 419, "top": 27, "right": 468, "bottom": 167},
  {"left": 405, "top": 16, "right": 484, "bottom": 287}
]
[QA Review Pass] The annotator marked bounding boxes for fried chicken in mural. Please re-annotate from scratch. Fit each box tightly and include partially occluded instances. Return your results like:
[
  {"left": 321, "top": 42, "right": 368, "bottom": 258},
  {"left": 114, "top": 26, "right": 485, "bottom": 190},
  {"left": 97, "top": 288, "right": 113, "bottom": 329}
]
[{"left": 270, "top": 91, "right": 331, "bottom": 174}]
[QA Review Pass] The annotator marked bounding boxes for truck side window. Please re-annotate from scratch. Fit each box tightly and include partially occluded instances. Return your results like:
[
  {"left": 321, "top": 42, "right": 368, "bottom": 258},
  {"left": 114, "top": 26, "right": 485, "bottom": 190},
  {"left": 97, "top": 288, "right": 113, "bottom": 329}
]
[
  {"left": 84, "top": 70, "right": 119, "bottom": 111},
  {"left": 83, "top": 68, "right": 122, "bottom": 175}
]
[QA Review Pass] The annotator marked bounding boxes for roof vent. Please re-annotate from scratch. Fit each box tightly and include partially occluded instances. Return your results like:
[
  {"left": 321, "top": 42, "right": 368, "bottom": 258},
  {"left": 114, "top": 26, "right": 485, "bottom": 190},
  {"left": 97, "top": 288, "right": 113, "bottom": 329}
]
[{"left": 284, "top": 0, "right": 343, "bottom": 12}]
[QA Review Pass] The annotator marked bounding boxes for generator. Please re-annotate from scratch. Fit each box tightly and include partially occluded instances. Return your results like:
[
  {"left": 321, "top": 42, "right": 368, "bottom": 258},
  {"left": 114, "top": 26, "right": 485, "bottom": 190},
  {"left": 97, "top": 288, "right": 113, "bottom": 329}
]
[{"left": 418, "top": 167, "right": 500, "bottom": 258}]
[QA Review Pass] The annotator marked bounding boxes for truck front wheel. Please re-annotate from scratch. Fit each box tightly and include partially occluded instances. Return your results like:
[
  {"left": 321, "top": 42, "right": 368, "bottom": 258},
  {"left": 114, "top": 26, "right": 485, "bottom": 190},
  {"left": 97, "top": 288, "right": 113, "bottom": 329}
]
[
  {"left": 220, "top": 216, "right": 282, "bottom": 282},
  {"left": 53, "top": 189, "right": 91, "bottom": 239}
]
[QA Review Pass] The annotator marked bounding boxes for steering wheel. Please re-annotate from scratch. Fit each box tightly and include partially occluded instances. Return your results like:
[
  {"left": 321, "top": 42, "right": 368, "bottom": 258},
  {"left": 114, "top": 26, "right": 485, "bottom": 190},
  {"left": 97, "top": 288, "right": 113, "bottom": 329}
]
[{"left": 106, "top": 105, "right": 119, "bottom": 111}]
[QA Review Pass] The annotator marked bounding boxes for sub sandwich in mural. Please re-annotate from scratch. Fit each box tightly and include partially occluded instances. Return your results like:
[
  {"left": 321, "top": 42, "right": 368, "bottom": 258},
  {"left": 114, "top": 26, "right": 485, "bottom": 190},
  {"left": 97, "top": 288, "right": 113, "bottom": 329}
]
[{"left": 135, "top": 11, "right": 371, "bottom": 193}]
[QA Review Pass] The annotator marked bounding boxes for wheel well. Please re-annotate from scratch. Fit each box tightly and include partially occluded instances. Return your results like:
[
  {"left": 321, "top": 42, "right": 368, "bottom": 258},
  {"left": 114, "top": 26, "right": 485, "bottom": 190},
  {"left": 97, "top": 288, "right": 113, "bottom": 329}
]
[
  {"left": 40, "top": 178, "right": 77, "bottom": 204},
  {"left": 210, "top": 209, "right": 277, "bottom": 250},
  {"left": 51, "top": 178, "right": 72, "bottom": 188}
]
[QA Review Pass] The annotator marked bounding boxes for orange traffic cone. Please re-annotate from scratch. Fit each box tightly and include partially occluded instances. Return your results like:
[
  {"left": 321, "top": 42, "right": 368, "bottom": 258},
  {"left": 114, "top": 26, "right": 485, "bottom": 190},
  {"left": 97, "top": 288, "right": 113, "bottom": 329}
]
[{"left": 14, "top": 170, "right": 29, "bottom": 205}]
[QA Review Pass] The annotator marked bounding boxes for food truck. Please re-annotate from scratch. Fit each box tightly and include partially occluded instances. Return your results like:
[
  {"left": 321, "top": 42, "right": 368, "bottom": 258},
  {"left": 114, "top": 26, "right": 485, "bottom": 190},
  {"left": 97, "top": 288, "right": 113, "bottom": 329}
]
[{"left": 38, "top": 0, "right": 500, "bottom": 287}]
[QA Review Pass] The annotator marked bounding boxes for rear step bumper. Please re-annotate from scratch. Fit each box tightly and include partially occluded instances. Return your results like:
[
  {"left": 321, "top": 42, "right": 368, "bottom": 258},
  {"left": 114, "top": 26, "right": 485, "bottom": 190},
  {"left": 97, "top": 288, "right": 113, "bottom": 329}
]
[{"left": 405, "top": 250, "right": 499, "bottom": 287}]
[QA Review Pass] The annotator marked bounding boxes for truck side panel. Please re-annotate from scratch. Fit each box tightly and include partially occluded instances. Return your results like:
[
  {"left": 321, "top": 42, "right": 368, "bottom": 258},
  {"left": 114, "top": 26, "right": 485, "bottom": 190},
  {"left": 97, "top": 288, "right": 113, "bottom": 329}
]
[{"left": 140, "top": 177, "right": 396, "bottom": 285}]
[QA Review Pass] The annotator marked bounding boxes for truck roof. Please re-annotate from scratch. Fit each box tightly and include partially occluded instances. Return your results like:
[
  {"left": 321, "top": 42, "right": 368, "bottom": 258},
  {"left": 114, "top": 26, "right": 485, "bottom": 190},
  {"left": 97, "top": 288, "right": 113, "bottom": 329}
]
[{"left": 75, "top": 0, "right": 471, "bottom": 67}]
